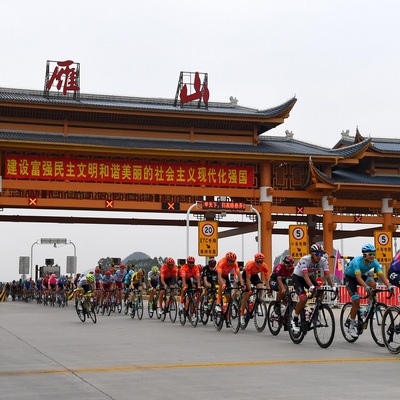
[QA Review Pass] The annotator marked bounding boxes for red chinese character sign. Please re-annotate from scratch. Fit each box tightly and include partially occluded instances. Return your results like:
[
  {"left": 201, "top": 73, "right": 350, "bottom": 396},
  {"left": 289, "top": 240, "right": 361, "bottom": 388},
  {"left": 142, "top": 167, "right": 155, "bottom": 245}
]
[
  {"left": 44, "top": 60, "right": 80, "bottom": 99},
  {"left": 5, "top": 155, "right": 254, "bottom": 188},
  {"left": 174, "top": 71, "right": 209, "bottom": 109}
]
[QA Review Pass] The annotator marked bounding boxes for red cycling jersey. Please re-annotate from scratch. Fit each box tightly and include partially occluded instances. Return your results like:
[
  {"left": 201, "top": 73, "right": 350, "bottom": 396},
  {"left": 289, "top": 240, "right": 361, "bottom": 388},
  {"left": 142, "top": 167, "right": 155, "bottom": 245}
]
[
  {"left": 180, "top": 264, "right": 200, "bottom": 280},
  {"left": 216, "top": 257, "right": 240, "bottom": 278},
  {"left": 160, "top": 264, "right": 178, "bottom": 280},
  {"left": 244, "top": 260, "right": 269, "bottom": 276}
]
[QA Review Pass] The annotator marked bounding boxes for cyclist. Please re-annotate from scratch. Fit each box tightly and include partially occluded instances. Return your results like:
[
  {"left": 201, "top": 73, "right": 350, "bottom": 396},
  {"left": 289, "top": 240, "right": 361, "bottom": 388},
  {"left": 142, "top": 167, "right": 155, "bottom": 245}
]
[
  {"left": 100, "top": 270, "right": 115, "bottom": 307},
  {"left": 269, "top": 255, "right": 295, "bottom": 315},
  {"left": 215, "top": 252, "right": 244, "bottom": 313},
  {"left": 124, "top": 269, "right": 134, "bottom": 305},
  {"left": 56, "top": 275, "right": 67, "bottom": 304},
  {"left": 158, "top": 257, "right": 178, "bottom": 315},
  {"left": 388, "top": 252, "right": 400, "bottom": 302},
  {"left": 202, "top": 257, "right": 218, "bottom": 289},
  {"left": 240, "top": 252, "right": 271, "bottom": 326},
  {"left": 75, "top": 273, "right": 95, "bottom": 302},
  {"left": 344, "top": 243, "right": 394, "bottom": 338},
  {"left": 179, "top": 256, "right": 201, "bottom": 311},
  {"left": 148, "top": 266, "right": 160, "bottom": 308},
  {"left": 129, "top": 268, "right": 147, "bottom": 306},
  {"left": 114, "top": 264, "right": 127, "bottom": 305},
  {"left": 48, "top": 274, "right": 58, "bottom": 301},
  {"left": 291, "top": 243, "right": 337, "bottom": 333}
]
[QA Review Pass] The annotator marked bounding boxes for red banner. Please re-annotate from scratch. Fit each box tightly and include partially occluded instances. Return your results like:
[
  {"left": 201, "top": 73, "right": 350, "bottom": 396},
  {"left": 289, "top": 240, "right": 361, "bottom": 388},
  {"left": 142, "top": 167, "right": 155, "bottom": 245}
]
[{"left": 5, "top": 155, "right": 254, "bottom": 188}]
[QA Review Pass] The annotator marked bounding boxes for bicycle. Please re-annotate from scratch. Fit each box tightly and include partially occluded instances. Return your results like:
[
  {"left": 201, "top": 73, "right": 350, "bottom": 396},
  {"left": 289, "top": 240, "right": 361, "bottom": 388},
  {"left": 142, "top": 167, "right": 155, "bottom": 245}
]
[
  {"left": 382, "top": 305, "right": 400, "bottom": 354},
  {"left": 212, "top": 286, "right": 241, "bottom": 334},
  {"left": 101, "top": 290, "right": 114, "bottom": 316},
  {"left": 340, "top": 287, "right": 391, "bottom": 346},
  {"left": 75, "top": 292, "right": 97, "bottom": 323},
  {"left": 158, "top": 286, "right": 178, "bottom": 323},
  {"left": 240, "top": 286, "right": 268, "bottom": 332},
  {"left": 129, "top": 289, "right": 144, "bottom": 320},
  {"left": 179, "top": 288, "right": 201, "bottom": 327},
  {"left": 267, "top": 288, "right": 298, "bottom": 336},
  {"left": 289, "top": 287, "right": 337, "bottom": 348},
  {"left": 198, "top": 286, "right": 218, "bottom": 325}
]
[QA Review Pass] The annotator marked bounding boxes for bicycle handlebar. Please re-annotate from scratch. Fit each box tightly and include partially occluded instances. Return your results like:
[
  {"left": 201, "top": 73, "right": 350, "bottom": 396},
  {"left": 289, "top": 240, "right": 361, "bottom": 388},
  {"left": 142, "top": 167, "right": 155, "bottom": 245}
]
[{"left": 359, "top": 288, "right": 393, "bottom": 300}]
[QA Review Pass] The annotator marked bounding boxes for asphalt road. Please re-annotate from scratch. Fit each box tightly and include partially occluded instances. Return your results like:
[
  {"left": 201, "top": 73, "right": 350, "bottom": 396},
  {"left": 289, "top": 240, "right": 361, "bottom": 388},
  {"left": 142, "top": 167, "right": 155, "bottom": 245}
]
[{"left": 0, "top": 300, "right": 399, "bottom": 400}]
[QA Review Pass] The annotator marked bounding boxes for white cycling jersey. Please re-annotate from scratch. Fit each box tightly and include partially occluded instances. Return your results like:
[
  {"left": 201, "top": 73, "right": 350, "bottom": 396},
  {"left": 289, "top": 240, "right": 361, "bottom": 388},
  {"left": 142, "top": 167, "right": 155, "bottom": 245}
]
[{"left": 293, "top": 255, "right": 329, "bottom": 278}]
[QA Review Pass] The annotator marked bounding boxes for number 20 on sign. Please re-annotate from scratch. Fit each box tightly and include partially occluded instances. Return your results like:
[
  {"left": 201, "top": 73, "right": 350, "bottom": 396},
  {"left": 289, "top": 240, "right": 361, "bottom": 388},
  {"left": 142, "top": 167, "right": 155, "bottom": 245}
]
[{"left": 198, "top": 221, "right": 218, "bottom": 257}]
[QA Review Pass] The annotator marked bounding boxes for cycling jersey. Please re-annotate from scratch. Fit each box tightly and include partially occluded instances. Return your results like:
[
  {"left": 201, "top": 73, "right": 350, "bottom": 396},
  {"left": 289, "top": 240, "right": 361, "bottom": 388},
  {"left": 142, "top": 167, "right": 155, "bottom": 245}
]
[
  {"left": 202, "top": 265, "right": 218, "bottom": 286},
  {"left": 270, "top": 263, "right": 294, "bottom": 279},
  {"left": 389, "top": 252, "right": 400, "bottom": 273},
  {"left": 114, "top": 269, "right": 126, "bottom": 283},
  {"left": 216, "top": 257, "right": 240, "bottom": 278},
  {"left": 148, "top": 270, "right": 159, "bottom": 281},
  {"left": 180, "top": 264, "right": 200, "bottom": 280},
  {"left": 160, "top": 264, "right": 178, "bottom": 280},
  {"left": 131, "top": 272, "right": 145, "bottom": 286},
  {"left": 293, "top": 255, "right": 330, "bottom": 278},
  {"left": 101, "top": 275, "right": 115, "bottom": 285},
  {"left": 345, "top": 255, "right": 383, "bottom": 277},
  {"left": 244, "top": 260, "right": 269, "bottom": 277}
]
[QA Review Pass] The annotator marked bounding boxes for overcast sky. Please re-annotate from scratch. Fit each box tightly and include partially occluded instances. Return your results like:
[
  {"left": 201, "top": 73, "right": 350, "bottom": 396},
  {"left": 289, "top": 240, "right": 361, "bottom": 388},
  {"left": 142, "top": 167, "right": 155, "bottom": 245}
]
[{"left": 1, "top": 1, "right": 399, "bottom": 281}]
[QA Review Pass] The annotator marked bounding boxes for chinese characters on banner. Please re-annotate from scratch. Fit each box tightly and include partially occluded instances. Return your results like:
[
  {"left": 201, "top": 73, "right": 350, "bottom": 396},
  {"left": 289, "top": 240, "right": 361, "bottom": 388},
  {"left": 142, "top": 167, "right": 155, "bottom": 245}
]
[{"left": 5, "top": 155, "right": 254, "bottom": 188}]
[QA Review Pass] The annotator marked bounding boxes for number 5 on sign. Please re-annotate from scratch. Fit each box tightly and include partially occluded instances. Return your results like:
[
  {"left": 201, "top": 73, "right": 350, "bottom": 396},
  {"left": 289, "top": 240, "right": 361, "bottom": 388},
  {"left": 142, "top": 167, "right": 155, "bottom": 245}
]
[{"left": 289, "top": 225, "right": 308, "bottom": 260}]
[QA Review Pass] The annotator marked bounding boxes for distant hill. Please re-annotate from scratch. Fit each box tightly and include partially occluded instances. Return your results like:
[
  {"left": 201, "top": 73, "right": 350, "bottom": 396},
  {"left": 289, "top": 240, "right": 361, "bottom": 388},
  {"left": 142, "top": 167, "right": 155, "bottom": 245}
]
[{"left": 122, "top": 251, "right": 150, "bottom": 262}]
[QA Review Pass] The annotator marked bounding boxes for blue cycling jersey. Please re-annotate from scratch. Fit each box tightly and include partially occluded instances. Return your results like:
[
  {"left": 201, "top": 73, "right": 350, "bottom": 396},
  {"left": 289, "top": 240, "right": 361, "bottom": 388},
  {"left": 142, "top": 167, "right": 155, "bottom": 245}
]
[{"left": 345, "top": 255, "right": 382, "bottom": 277}]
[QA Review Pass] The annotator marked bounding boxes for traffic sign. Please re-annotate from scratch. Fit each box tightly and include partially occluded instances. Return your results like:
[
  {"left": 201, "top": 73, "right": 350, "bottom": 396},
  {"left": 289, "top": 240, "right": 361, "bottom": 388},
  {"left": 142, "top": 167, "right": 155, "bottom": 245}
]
[
  {"left": 374, "top": 230, "right": 392, "bottom": 265},
  {"left": 288, "top": 225, "right": 308, "bottom": 259},
  {"left": 198, "top": 221, "right": 218, "bottom": 257}
]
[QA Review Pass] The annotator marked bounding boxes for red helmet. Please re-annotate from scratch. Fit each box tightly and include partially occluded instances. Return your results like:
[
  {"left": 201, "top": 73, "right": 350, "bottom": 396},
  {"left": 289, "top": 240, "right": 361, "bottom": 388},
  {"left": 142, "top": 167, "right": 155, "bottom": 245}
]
[
  {"left": 208, "top": 258, "right": 217, "bottom": 270},
  {"left": 187, "top": 256, "right": 195, "bottom": 264},
  {"left": 105, "top": 270, "right": 112, "bottom": 276},
  {"left": 95, "top": 268, "right": 101, "bottom": 274},
  {"left": 166, "top": 257, "right": 175, "bottom": 266},
  {"left": 254, "top": 252, "right": 265, "bottom": 262},
  {"left": 283, "top": 255, "right": 295, "bottom": 266},
  {"left": 225, "top": 252, "right": 237, "bottom": 262},
  {"left": 119, "top": 264, "right": 126, "bottom": 269}
]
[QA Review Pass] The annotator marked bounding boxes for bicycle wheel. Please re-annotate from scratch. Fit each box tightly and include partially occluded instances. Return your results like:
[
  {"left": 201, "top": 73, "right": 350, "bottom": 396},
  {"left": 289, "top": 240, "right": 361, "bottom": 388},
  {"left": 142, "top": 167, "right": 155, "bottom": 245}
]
[
  {"left": 240, "top": 307, "right": 250, "bottom": 330},
  {"left": 289, "top": 309, "right": 306, "bottom": 344},
  {"left": 267, "top": 301, "right": 282, "bottom": 336},
  {"left": 107, "top": 299, "right": 113, "bottom": 316},
  {"left": 188, "top": 298, "right": 198, "bottom": 328},
  {"left": 339, "top": 302, "right": 360, "bottom": 343},
  {"left": 124, "top": 301, "right": 130, "bottom": 315},
  {"left": 313, "top": 304, "right": 335, "bottom": 348},
  {"left": 213, "top": 304, "right": 224, "bottom": 331},
  {"left": 254, "top": 300, "right": 268, "bottom": 332},
  {"left": 179, "top": 305, "right": 187, "bottom": 326},
  {"left": 229, "top": 299, "right": 240, "bottom": 334},
  {"left": 137, "top": 297, "right": 144, "bottom": 320},
  {"left": 75, "top": 301, "right": 85, "bottom": 322},
  {"left": 199, "top": 296, "right": 209, "bottom": 325},
  {"left": 382, "top": 306, "right": 400, "bottom": 354},
  {"left": 160, "top": 296, "right": 167, "bottom": 322},
  {"left": 116, "top": 299, "right": 122, "bottom": 314},
  {"left": 148, "top": 301, "right": 154, "bottom": 318},
  {"left": 88, "top": 306, "right": 97, "bottom": 323},
  {"left": 369, "top": 302, "right": 388, "bottom": 347},
  {"left": 169, "top": 296, "right": 177, "bottom": 323},
  {"left": 130, "top": 302, "right": 136, "bottom": 319}
]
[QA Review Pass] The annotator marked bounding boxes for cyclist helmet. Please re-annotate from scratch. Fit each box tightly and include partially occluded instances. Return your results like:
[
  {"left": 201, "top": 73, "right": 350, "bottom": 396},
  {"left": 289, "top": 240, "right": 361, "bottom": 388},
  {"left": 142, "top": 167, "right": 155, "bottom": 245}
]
[
  {"left": 310, "top": 243, "right": 324, "bottom": 253},
  {"left": 129, "top": 269, "right": 135, "bottom": 276},
  {"left": 138, "top": 268, "right": 145, "bottom": 275},
  {"left": 187, "top": 256, "right": 195, "bottom": 264},
  {"left": 361, "top": 244, "right": 376, "bottom": 253},
  {"left": 51, "top": 274, "right": 56, "bottom": 278},
  {"left": 283, "top": 255, "right": 295, "bottom": 266},
  {"left": 225, "top": 252, "right": 237, "bottom": 262},
  {"left": 166, "top": 257, "right": 175, "bottom": 266},
  {"left": 151, "top": 266, "right": 159, "bottom": 273},
  {"left": 95, "top": 268, "right": 101, "bottom": 274},
  {"left": 254, "top": 252, "right": 265, "bottom": 262},
  {"left": 86, "top": 274, "right": 95, "bottom": 283},
  {"left": 105, "top": 270, "right": 112, "bottom": 276},
  {"left": 208, "top": 258, "right": 217, "bottom": 270},
  {"left": 119, "top": 264, "right": 126, "bottom": 269}
]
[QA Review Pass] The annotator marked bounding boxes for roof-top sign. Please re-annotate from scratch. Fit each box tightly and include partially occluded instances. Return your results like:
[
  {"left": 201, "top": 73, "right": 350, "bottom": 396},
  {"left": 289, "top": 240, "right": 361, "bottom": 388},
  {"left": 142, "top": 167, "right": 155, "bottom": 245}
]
[
  {"left": 174, "top": 71, "right": 209, "bottom": 109},
  {"left": 44, "top": 60, "right": 80, "bottom": 100}
]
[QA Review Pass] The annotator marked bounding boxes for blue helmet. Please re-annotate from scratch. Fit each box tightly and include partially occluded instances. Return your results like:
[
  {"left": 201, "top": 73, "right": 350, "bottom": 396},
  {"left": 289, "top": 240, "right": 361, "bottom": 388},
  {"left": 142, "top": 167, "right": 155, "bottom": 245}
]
[
  {"left": 361, "top": 244, "right": 376, "bottom": 253},
  {"left": 129, "top": 270, "right": 134, "bottom": 276}
]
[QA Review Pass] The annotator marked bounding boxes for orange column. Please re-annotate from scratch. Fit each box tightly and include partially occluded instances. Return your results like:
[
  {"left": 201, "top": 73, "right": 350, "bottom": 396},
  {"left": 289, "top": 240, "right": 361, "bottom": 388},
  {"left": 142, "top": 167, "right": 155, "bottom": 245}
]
[
  {"left": 382, "top": 198, "right": 393, "bottom": 231},
  {"left": 322, "top": 196, "right": 335, "bottom": 274},
  {"left": 260, "top": 161, "right": 273, "bottom": 274}
]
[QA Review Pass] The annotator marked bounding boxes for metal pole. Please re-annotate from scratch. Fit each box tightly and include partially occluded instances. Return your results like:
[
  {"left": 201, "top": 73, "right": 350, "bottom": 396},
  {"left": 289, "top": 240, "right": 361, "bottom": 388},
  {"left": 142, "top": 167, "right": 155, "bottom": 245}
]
[
  {"left": 186, "top": 202, "right": 200, "bottom": 258},
  {"left": 69, "top": 240, "right": 77, "bottom": 273},
  {"left": 30, "top": 240, "right": 39, "bottom": 278},
  {"left": 250, "top": 205, "right": 261, "bottom": 253}
]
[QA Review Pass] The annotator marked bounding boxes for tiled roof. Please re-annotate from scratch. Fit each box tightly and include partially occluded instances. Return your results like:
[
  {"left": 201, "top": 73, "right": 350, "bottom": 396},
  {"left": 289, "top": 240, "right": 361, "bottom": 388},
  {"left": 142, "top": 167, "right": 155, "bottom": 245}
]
[
  {"left": 0, "top": 87, "right": 297, "bottom": 119},
  {"left": 332, "top": 169, "right": 400, "bottom": 186}
]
